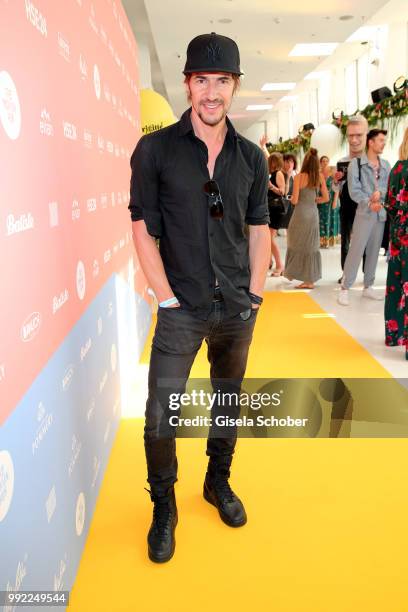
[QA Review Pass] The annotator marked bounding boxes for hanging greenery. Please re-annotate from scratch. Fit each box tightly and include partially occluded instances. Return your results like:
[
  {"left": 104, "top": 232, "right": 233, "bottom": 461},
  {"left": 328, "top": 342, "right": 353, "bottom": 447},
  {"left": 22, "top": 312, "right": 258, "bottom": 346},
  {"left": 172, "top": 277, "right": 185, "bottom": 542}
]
[
  {"left": 332, "top": 88, "right": 408, "bottom": 142},
  {"left": 266, "top": 131, "right": 311, "bottom": 156},
  {"left": 265, "top": 87, "right": 408, "bottom": 155}
]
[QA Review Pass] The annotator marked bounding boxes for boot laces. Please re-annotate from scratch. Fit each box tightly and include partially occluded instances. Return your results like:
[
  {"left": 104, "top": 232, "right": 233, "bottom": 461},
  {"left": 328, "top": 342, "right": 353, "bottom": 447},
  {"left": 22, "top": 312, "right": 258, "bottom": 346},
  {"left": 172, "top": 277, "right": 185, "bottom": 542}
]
[
  {"left": 213, "top": 477, "right": 236, "bottom": 503},
  {"left": 145, "top": 488, "right": 172, "bottom": 534}
]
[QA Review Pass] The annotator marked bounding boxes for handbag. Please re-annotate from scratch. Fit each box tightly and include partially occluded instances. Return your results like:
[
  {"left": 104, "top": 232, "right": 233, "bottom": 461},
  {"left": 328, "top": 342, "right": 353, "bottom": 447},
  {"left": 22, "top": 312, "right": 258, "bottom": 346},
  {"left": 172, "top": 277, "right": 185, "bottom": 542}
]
[{"left": 268, "top": 192, "right": 290, "bottom": 214}]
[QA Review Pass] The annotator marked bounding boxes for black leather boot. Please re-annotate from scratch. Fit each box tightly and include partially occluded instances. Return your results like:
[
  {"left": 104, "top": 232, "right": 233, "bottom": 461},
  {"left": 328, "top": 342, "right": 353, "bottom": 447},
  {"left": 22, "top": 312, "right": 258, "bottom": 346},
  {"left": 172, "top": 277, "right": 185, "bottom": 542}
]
[
  {"left": 145, "top": 486, "right": 178, "bottom": 563},
  {"left": 203, "top": 461, "right": 247, "bottom": 527}
]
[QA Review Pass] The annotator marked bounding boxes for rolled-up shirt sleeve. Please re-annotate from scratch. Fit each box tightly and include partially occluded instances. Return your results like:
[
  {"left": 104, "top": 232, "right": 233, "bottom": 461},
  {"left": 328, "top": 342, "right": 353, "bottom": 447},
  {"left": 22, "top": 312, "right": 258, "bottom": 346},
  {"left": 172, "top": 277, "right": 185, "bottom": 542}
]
[
  {"left": 348, "top": 157, "right": 370, "bottom": 210},
  {"left": 128, "top": 136, "right": 162, "bottom": 238},
  {"left": 245, "top": 150, "right": 270, "bottom": 225}
]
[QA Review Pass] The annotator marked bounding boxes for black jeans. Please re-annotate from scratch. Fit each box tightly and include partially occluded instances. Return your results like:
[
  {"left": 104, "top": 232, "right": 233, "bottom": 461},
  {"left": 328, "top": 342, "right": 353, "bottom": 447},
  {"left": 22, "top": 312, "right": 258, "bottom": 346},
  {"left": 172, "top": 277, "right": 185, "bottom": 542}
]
[
  {"left": 340, "top": 206, "right": 366, "bottom": 272},
  {"left": 144, "top": 301, "right": 258, "bottom": 494}
]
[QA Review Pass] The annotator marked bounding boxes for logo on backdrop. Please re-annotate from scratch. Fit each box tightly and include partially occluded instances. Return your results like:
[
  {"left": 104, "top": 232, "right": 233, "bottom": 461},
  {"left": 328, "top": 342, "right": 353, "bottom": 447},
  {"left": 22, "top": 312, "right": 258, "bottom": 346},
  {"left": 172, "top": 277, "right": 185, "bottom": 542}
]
[
  {"left": 99, "top": 370, "right": 108, "bottom": 394},
  {"left": 80, "top": 337, "right": 92, "bottom": 361},
  {"left": 0, "top": 71, "right": 21, "bottom": 140},
  {"left": 72, "top": 199, "right": 80, "bottom": 221},
  {"left": 0, "top": 450, "right": 14, "bottom": 522},
  {"left": 93, "top": 64, "right": 101, "bottom": 100},
  {"left": 52, "top": 289, "right": 69, "bottom": 314},
  {"left": 75, "top": 492, "right": 86, "bottom": 536},
  {"left": 79, "top": 53, "right": 88, "bottom": 79},
  {"left": 104, "top": 421, "right": 111, "bottom": 444},
  {"left": 100, "top": 27, "right": 108, "bottom": 46},
  {"left": 53, "top": 554, "right": 67, "bottom": 591},
  {"left": 91, "top": 456, "right": 101, "bottom": 488},
  {"left": 87, "top": 198, "right": 97, "bottom": 213},
  {"left": 20, "top": 311, "right": 41, "bottom": 342},
  {"left": 89, "top": 3, "right": 98, "bottom": 34},
  {"left": 76, "top": 260, "right": 86, "bottom": 301},
  {"left": 32, "top": 401, "right": 53, "bottom": 456},
  {"left": 62, "top": 364, "right": 74, "bottom": 391},
  {"left": 63, "top": 120, "right": 77, "bottom": 140},
  {"left": 40, "top": 108, "right": 54, "bottom": 136},
  {"left": 46, "top": 486, "right": 56, "bottom": 523},
  {"left": 58, "top": 32, "right": 70, "bottom": 62},
  {"left": 87, "top": 397, "right": 95, "bottom": 422},
  {"left": 5, "top": 556, "right": 28, "bottom": 600},
  {"left": 7, "top": 212, "right": 34, "bottom": 236},
  {"left": 25, "top": 0, "right": 47, "bottom": 37},
  {"left": 68, "top": 435, "right": 82, "bottom": 478}
]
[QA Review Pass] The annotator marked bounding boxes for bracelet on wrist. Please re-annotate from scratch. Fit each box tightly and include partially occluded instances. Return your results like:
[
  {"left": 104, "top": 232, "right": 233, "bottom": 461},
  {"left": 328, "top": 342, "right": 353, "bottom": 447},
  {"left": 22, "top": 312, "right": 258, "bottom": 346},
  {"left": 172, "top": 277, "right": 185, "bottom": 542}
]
[
  {"left": 248, "top": 292, "right": 263, "bottom": 306},
  {"left": 159, "top": 296, "right": 179, "bottom": 308}
]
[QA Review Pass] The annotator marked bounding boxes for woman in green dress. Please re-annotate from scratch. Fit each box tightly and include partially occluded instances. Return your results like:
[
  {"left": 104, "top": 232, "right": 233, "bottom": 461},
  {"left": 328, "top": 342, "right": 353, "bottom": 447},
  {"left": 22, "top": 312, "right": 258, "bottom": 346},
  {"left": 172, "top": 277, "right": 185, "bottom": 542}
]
[
  {"left": 318, "top": 156, "right": 331, "bottom": 247},
  {"left": 328, "top": 167, "right": 340, "bottom": 246},
  {"left": 318, "top": 157, "right": 340, "bottom": 247},
  {"left": 384, "top": 128, "right": 408, "bottom": 360}
]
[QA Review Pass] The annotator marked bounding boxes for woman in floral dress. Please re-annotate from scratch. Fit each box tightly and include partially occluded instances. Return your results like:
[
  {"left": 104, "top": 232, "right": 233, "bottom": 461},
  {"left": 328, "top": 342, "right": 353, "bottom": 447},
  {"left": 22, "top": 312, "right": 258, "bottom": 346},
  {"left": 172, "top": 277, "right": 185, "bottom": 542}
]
[
  {"left": 318, "top": 157, "right": 340, "bottom": 247},
  {"left": 328, "top": 167, "right": 340, "bottom": 246},
  {"left": 318, "top": 156, "right": 331, "bottom": 247},
  {"left": 384, "top": 128, "right": 408, "bottom": 360}
]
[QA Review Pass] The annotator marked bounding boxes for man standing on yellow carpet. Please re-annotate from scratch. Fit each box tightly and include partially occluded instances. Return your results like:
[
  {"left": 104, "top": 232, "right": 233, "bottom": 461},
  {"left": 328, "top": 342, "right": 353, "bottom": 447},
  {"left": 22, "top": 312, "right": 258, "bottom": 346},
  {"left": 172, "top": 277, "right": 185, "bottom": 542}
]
[{"left": 128, "top": 32, "right": 270, "bottom": 563}]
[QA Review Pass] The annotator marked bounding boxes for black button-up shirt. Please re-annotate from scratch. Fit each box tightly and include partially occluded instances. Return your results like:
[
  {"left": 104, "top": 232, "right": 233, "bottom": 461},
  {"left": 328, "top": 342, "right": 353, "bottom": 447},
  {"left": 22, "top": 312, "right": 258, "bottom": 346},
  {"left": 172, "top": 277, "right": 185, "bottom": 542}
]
[{"left": 128, "top": 108, "right": 269, "bottom": 319}]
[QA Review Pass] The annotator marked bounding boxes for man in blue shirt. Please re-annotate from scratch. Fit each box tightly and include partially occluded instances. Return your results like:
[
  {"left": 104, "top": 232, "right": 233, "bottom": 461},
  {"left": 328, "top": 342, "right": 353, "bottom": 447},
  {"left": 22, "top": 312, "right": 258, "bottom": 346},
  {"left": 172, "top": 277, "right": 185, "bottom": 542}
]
[{"left": 338, "top": 129, "right": 391, "bottom": 305}]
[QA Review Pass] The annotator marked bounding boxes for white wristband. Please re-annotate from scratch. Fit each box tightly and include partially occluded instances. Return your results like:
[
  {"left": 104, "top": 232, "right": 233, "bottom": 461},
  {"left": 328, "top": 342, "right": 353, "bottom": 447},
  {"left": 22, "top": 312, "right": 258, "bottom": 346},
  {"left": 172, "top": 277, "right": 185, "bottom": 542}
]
[{"left": 159, "top": 297, "right": 179, "bottom": 308}]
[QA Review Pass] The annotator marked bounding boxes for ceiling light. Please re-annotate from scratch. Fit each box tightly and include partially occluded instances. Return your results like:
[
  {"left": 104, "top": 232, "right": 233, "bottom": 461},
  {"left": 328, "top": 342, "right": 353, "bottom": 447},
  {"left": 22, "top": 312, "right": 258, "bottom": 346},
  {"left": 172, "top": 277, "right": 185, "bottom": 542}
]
[
  {"left": 261, "top": 82, "right": 296, "bottom": 91},
  {"left": 289, "top": 43, "right": 338, "bottom": 56},
  {"left": 339, "top": 15, "right": 354, "bottom": 21},
  {"left": 304, "top": 71, "right": 328, "bottom": 80},
  {"left": 346, "top": 25, "right": 384, "bottom": 43},
  {"left": 280, "top": 95, "right": 298, "bottom": 101},
  {"left": 246, "top": 104, "right": 273, "bottom": 111}
]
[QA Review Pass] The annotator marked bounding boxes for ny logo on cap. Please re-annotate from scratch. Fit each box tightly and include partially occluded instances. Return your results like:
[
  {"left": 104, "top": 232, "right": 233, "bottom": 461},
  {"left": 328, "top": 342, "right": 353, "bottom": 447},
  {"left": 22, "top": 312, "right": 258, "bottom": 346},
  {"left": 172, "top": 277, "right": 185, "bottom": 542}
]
[{"left": 204, "top": 42, "right": 222, "bottom": 64}]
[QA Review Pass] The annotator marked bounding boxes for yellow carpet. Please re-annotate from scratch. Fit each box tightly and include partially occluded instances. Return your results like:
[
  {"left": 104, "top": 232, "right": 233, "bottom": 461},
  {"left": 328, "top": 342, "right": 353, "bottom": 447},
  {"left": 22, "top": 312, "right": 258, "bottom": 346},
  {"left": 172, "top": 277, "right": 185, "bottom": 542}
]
[{"left": 70, "top": 293, "right": 408, "bottom": 611}]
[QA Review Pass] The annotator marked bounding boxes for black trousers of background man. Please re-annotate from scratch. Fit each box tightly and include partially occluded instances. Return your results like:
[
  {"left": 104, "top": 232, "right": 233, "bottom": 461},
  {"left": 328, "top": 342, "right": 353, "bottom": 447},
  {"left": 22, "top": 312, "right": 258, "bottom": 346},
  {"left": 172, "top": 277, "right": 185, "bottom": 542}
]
[
  {"left": 339, "top": 200, "right": 366, "bottom": 271},
  {"left": 144, "top": 300, "right": 258, "bottom": 495}
]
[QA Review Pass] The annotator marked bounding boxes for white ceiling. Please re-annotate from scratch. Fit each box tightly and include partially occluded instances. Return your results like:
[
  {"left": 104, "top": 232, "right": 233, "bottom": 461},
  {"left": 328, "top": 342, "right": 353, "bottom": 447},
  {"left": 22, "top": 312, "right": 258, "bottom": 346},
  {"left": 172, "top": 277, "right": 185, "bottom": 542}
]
[{"left": 123, "top": 0, "right": 392, "bottom": 133}]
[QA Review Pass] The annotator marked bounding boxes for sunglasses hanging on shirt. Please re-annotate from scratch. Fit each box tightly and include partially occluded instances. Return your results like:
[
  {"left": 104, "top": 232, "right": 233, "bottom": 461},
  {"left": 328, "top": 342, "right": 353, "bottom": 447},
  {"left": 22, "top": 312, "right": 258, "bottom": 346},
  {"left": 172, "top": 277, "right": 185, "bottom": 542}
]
[{"left": 204, "top": 180, "right": 224, "bottom": 220}]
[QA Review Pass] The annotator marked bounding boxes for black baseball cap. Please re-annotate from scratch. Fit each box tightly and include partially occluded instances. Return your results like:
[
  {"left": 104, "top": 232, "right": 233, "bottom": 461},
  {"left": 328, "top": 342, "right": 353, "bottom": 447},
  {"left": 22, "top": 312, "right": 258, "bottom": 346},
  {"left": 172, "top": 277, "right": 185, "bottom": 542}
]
[{"left": 183, "top": 32, "right": 243, "bottom": 76}]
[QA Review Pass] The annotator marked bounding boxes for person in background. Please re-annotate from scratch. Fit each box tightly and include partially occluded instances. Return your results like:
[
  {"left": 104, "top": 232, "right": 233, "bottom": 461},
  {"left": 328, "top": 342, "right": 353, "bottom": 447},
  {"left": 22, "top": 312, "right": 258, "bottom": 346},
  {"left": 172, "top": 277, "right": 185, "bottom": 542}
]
[
  {"left": 328, "top": 166, "right": 340, "bottom": 246},
  {"left": 333, "top": 114, "right": 369, "bottom": 282},
  {"left": 319, "top": 156, "right": 340, "bottom": 248},
  {"left": 318, "top": 155, "right": 332, "bottom": 248},
  {"left": 284, "top": 148, "right": 329, "bottom": 289},
  {"left": 281, "top": 153, "right": 297, "bottom": 230},
  {"left": 338, "top": 129, "right": 391, "bottom": 306},
  {"left": 384, "top": 127, "right": 408, "bottom": 361},
  {"left": 267, "top": 152, "right": 286, "bottom": 276}
]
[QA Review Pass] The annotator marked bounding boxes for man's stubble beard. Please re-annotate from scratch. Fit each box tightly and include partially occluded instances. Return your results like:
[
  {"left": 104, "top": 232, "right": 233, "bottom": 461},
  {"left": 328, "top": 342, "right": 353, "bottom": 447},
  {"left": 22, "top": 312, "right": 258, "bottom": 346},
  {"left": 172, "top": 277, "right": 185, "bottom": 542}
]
[
  {"left": 197, "top": 108, "right": 227, "bottom": 126},
  {"left": 192, "top": 96, "right": 232, "bottom": 127}
]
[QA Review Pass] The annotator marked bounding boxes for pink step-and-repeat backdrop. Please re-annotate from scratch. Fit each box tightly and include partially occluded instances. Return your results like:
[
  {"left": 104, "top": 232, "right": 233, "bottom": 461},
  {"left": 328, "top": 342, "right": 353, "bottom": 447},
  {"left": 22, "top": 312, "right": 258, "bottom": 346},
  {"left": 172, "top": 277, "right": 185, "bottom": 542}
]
[{"left": 0, "top": 0, "right": 151, "bottom": 602}]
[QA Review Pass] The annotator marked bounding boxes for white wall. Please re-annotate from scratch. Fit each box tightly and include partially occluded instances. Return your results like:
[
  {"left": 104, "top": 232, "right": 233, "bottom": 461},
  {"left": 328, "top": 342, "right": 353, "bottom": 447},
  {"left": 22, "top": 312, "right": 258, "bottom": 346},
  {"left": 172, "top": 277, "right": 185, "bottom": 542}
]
[{"left": 243, "top": 3, "right": 408, "bottom": 166}]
